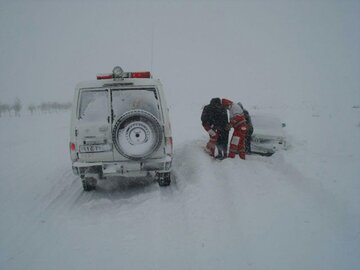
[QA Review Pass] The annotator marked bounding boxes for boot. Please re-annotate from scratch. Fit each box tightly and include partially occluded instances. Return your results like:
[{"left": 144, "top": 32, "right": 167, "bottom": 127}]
[
  {"left": 245, "top": 139, "right": 251, "bottom": 154},
  {"left": 215, "top": 153, "right": 224, "bottom": 160},
  {"left": 239, "top": 151, "right": 246, "bottom": 160}
]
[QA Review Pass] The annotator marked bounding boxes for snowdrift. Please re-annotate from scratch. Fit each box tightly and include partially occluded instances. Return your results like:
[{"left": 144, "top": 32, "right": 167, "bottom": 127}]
[{"left": 0, "top": 105, "right": 359, "bottom": 270}]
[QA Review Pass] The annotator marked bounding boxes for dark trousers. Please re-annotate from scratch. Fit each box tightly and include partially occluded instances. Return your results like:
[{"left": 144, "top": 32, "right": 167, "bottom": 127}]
[
  {"left": 216, "top": 129, "right": 229, "bottom": 156},
  {"left": 245, "top": 126, "right": 254, "bottom": 153}
]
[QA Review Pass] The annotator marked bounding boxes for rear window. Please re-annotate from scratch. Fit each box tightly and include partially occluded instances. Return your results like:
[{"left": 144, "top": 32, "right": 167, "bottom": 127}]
[
  {"left": 111, "top": 88, "right": 160, "bottom": 120},
  {"left": 78, "top": 90, "right": 109, "bottom": 121}
]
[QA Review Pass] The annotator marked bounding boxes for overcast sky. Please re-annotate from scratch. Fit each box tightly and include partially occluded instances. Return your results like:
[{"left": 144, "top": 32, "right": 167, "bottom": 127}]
[{"left": 0, "top": 0, "right": 359, "bottom": 108}]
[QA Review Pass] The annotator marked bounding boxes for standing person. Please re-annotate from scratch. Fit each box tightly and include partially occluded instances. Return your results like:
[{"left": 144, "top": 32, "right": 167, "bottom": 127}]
[
  {"left": 201, "top": 98, "right": 229, "bottom": 159},
  {"left": 238, "top": 102, "right": 253, "bottom": 154},
  {"left": 222, "top": 98, "right": 247, "bottom": 160},
  {"left": 214, "top": 99, "right": 229, "bottom": 159}
]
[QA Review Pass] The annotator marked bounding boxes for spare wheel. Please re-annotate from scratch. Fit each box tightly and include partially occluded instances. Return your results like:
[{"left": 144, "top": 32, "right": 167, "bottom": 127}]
[{"left": 112, "top": 110, "right": 162, "bottom": 160}]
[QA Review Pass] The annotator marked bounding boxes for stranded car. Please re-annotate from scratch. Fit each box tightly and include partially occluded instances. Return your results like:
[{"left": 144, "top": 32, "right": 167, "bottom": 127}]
[
  {"left": 251, "top": 114, "right": 287, "bottom": 155},
  {"left": 69, "top": 66, "right": 173, "bottom": 191}
]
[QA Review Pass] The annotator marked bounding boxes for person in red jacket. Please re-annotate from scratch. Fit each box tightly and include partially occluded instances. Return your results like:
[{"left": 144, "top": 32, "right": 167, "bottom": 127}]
[
  {"left": 238, "top": 102, "right": 254, "bottom": 154},
  {"left": 222, "top": 98, "right": 247, "bottom": 160}
]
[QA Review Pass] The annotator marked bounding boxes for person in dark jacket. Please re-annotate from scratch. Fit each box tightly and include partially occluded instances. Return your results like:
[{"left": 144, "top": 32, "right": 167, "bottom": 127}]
[
  {"left": 238, "top": 102, "right": 253, "bottom": 153},
  {"left": 201, "top": 98, "right": 229, "bottom": 159}
]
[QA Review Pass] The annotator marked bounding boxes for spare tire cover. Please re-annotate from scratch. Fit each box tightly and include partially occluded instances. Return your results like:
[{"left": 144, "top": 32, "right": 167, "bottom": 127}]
[{"left": 112, "top": 110, "right": 162, "bottom": 160}]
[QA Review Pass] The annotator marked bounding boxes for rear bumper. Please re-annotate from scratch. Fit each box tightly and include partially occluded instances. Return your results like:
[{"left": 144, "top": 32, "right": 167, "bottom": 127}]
[
  {"left": 72, "top": 155, "right": 172, "bottom": 178},
  {"left": 251, "top": 134, "right": 287, "bottom": 153}
]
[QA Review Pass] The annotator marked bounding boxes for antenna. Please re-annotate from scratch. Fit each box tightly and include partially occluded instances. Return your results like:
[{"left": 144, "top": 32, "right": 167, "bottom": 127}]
[{"left": 150, "top": 27, "right": 154, "bottom": 73}]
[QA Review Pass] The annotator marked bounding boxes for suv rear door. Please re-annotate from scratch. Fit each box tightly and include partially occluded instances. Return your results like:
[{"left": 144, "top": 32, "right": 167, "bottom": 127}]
[
  {"left": 111, "top": 87, "right": 165, "bottom": 161},
  {"left": 76, "top": 89, "right": 114, "bottom": 162}
]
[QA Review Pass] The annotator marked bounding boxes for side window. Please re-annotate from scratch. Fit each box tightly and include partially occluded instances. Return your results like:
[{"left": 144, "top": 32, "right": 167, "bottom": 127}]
[
  {"left": 112, "top": 89, "right": 160, "bottom": 120},
  {"left": 78, "top": 90, "right": 109, "bottom": 122}
]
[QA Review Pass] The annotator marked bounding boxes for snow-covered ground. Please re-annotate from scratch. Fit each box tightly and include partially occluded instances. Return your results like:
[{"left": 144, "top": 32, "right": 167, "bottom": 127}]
[
  {"left": 1, "top": 0, "right": 359, "bottom": 269},
  {"left": 0, "top": 104, "right": 359, "bottom": 270}
]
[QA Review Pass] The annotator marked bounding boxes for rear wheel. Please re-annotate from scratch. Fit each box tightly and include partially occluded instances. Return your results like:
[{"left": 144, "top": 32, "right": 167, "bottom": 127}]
[
  {"left": 82, "top": 177, "right": 97, "bottom": 191},
  {"left": 157, "top": 172, "right": 171, "bottom": 187}
]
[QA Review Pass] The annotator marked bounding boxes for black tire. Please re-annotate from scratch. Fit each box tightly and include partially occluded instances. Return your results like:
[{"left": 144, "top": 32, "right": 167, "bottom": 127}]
[
  {"left": 112, "top": 110, "right": 162, "bottom": 160},
  {"left": 157, "top": 172, "right": 171, "bottom": 187},
  {"left": 82, "top": 177, "right": 97, "bottom": 191}
]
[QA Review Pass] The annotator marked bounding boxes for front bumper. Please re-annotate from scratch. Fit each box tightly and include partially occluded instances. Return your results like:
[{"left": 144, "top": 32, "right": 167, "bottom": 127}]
[{"left": 72, "top": 155, "right": 172, "bottom": 178}]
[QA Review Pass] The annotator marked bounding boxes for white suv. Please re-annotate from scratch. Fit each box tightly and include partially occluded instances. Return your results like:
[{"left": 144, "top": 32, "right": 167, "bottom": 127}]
[{"left": 69, "top": 67, "right": 173, "bottom": 191}]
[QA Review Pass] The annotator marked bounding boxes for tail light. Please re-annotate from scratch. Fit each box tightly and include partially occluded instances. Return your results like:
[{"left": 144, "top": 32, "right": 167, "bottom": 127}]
[
  {"left": 165, "top": 137, "right": 173, "bottom": 156},
  {"left": 69, "top": 142, "right": 78, "bottom": 162},
  {"left": 70, "top": 142, "right": 76, "bottom": 151}
]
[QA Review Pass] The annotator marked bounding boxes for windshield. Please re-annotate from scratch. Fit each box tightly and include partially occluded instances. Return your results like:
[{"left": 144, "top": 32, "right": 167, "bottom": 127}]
[
  {"left": 111, "top": 88, "right": 160, "bottom": 120},
  {"left": 78, "top": 90, "right": 109, "bottom": 122}
]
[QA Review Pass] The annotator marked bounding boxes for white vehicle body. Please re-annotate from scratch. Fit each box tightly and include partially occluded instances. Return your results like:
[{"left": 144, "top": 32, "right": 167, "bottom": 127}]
[
  {"left": 251, "top": 114, "right": 287, "bottom": 154},
  {"left": 69, "top": 67, "right": 173, "bottom": 190}
]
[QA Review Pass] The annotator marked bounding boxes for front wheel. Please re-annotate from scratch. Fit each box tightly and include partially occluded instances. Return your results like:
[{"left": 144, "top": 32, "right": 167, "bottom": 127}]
[{"left": 157, "top": 172, "right": 171, "bottom": 187}]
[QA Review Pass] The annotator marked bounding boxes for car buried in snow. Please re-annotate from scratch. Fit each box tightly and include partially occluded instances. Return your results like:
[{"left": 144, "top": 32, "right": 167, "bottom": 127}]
[
  {"left": 69, "top": 66, "right": 173, "bottom": 191},
  {"left": 250, "top": 114, "right": 287, "bottom": 155}
]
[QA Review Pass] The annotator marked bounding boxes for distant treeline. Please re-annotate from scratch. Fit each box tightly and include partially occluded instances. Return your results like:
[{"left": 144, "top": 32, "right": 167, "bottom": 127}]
[{"left": 0, "top": 98, "right": 72, "bottom": 117}]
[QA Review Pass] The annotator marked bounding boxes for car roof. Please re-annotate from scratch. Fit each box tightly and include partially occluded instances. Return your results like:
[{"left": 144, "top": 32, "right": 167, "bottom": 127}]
[{"left": 76, "top": 78, "right": 161, "bottom": 90}]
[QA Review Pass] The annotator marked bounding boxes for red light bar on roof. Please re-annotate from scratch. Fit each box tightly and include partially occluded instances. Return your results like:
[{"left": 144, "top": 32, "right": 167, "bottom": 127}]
[
  {"left": 96, "top": 70, "right": 151, "bottom": 80},
  {"left": 131, "top": 72, "right": 151, "bottom": 78},
  {"left": 96, "top": 73, "right": 113, "bottom": 80}
]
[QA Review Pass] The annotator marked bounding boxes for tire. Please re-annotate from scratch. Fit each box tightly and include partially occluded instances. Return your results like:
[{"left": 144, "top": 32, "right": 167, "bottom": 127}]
[
  {"left": 157, "top": 172, "right": 171, "bottom": 187},
  {"left": 112, "top": 110, "right": 162, "bottom": 160},
  {"left": 82, "top": 177, "right": 97, "bottom": 191}
]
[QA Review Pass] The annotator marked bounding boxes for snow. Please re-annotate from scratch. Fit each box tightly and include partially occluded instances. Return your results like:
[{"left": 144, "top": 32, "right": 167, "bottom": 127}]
[
  {"left": 251, "top": 114, "right": 286, "bottom": 139},
  {"left": 112, "top": 89, "right": 160, "bottom": 120},
  {"left": 0, "top": 0, "right": 359, "bottom": 269},
  {"left": 0, "top": 104, "right": 359, "bottom": 270},
  {"left": 79, "top": 91, "right": 109, "bottom": 121}
]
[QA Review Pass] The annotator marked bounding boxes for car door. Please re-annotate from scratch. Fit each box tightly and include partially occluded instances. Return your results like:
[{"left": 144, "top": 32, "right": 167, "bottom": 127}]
[
  {"left": 75, "top": 89, "right": 114, "bottom": 162},
  {"left": 111, "top": 87, "right": 164, "bottom": 161}
]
